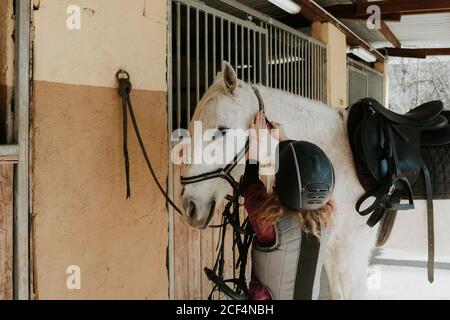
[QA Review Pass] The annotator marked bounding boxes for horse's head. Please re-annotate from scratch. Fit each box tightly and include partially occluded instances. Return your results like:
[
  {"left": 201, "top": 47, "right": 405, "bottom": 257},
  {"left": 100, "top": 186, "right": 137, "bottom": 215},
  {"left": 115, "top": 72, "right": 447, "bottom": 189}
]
[{"left": 179, "top": 62, "right": 259, "bottom": 229}]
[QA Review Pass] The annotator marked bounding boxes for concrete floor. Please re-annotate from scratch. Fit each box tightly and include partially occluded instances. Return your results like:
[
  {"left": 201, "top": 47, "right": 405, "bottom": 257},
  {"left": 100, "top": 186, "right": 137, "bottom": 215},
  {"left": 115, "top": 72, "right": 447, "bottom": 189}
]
[
  {"left": 368, "top": 264, "right": 450, "bottom": 300},
  {"left": 368, "top": 199, "right": 450, "bottom": 300}
]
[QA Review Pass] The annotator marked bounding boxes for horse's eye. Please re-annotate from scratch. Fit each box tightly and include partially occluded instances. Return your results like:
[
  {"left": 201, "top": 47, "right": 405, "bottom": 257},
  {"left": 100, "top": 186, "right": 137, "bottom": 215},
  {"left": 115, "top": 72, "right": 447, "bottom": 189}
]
[{"left": 218, "top": 127, "right": 229, "bottom": 136}]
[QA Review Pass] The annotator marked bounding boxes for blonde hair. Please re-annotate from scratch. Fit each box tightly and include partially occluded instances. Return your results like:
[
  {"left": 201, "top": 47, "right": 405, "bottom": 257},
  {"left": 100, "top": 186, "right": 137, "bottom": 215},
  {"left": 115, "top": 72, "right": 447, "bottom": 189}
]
[{"left": 256, "top": 192, "right": 335, "bottom": 238}]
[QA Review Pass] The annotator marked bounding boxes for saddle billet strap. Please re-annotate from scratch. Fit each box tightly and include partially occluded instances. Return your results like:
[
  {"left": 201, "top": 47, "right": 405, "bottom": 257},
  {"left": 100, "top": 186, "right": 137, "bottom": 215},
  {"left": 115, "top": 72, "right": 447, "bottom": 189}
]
[{"left": 422, "top": 162, "right": 434, "bottom": 283}]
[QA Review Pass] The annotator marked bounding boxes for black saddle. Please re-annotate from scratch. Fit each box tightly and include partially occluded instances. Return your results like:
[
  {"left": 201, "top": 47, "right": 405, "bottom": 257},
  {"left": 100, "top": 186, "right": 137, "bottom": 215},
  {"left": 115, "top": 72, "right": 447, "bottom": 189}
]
[{"left": 348, "top": 98, "right": 448, "bottom": 283}]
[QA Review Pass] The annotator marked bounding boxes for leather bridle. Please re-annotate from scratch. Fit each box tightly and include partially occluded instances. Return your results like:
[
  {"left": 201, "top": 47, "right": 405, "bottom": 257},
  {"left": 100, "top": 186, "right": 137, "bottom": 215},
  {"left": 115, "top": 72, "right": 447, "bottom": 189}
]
[
  {"left": 180, "top": 86, "right": 266, "bottom": 190},
  {"left": 179, "top": 140, "right": 249, "bottom": 190}
]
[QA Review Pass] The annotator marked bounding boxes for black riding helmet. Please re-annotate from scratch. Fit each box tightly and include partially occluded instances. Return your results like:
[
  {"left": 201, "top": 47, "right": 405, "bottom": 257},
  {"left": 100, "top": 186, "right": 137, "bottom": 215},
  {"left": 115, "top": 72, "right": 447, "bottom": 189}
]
[{"left": 275, "top": 140, "right": 335, "bottom": 211}]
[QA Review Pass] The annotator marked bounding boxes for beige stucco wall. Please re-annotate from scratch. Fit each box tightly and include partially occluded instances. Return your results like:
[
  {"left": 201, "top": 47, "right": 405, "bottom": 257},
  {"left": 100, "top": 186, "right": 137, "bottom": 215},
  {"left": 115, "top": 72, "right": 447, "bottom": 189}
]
[
  {"left": 311, "top": 21, "right": 348, "bottom": 109},
  {"left": 32, "top": 0, "right": 168, "bottom": 299}
]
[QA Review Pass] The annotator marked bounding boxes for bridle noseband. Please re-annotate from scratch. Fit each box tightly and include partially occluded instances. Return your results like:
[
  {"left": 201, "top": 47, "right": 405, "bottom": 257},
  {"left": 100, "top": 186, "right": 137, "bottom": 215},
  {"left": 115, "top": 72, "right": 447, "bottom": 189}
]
[{"left": 180, "top": 140, "right": 249, "bottom": 190}]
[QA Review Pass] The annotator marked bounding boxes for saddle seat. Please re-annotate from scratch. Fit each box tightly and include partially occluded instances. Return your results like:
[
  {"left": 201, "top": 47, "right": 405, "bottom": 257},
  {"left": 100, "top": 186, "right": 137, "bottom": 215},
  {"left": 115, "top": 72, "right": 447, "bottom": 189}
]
[{"left": 369, "top": 99, "right": 444, "bottom": 128}]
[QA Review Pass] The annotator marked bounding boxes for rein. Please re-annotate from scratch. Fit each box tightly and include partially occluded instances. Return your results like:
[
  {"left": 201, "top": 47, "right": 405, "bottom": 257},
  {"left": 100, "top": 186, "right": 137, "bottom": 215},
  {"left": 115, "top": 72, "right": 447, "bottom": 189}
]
[
  {"left": 116, "top": 70, "right": 266, "bottom": 299},
  {"left": 116, "top": 70, "right": 184, "bottom": 215}
]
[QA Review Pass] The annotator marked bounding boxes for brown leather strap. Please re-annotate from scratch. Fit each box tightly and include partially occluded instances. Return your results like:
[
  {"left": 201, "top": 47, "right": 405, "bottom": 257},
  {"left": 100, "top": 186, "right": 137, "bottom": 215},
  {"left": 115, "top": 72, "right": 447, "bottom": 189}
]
[
  {"left": 116, "top": 70, "right": 184, "bottom": 215},
  {"left": 422, "top": 163, "right": 434, "bottom": 283},
  {"left": 252, "top": 86, "right": 265, "bottom": 112}
]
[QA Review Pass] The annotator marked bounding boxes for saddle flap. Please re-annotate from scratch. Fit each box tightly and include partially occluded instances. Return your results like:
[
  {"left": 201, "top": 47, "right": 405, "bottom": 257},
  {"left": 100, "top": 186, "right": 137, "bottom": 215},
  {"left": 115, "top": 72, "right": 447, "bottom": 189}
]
[{"left": 360, "top": 112, "right": 423, "bottom": 187}]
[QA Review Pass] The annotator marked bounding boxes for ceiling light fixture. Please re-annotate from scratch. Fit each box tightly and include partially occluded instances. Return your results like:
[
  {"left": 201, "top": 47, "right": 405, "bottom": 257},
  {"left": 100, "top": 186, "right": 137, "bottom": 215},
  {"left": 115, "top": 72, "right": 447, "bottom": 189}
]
[
  {"left": 348, "top": 46, "right": 377, "bottom": 63},
  {"left": 268, "top": 0, "right": 302, "bottom": 14}
]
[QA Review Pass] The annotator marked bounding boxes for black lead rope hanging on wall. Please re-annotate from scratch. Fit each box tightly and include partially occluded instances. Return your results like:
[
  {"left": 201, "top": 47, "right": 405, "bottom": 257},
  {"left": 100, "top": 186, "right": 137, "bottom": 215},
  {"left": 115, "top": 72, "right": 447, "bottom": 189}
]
[{"left": 115, "top": 69, "right": 184, "bottom": 215}]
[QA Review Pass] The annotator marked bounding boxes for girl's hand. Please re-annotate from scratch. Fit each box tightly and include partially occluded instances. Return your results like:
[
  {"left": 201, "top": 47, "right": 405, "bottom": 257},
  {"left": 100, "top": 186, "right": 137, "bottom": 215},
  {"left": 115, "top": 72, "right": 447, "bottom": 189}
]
[
  {"left": 249, "top": 111, "right": 268, "bottom": 161},
  {"left": 269, "top": 121, "right": 289, "bottom": 142},
  {"left": 249, "top": 111, "right": 268, "bottom": 141}
]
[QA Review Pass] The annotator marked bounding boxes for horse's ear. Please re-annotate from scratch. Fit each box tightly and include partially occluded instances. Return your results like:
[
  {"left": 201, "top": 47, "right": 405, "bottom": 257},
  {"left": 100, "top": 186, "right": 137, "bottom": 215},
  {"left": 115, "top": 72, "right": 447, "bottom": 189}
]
[{"left": 221, "top": 61, "right": 238, "bottom": 95}]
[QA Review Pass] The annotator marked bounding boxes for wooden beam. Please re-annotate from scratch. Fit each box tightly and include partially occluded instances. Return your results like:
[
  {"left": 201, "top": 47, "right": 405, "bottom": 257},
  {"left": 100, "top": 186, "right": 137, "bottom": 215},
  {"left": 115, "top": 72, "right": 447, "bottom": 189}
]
[
  {"left": 0, "top": 164, "right": 14, "bottom": 300},
  {"left": 277, "top": 14, "right": 312, "bottom": 29},
  {"left": 381, "top": 48, "right": 450, "bottom": 58},
  {"left": 0, "top": 145, "right": 19, "bottom": 164},
  {"left": 326, "top": 4, "right": 402, "bottom": 21},
  {"left": 293, "top": 0, "right": 385, "bottom": 62},
  {"left": 356, "top": 0, "right": 450, "bottom": 16},
  {"left": 380, "top": 21, "right": 401, "bottom": 48},
  {"left": 13, "top": 0, "right": 31, "bottom": 300}
]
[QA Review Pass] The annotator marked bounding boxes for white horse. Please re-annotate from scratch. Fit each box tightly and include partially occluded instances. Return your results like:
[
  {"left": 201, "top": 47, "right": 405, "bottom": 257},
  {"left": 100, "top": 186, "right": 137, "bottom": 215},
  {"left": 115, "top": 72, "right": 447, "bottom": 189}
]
[{"left": 179, "top": 61, "right": 379, "bottom": 299}]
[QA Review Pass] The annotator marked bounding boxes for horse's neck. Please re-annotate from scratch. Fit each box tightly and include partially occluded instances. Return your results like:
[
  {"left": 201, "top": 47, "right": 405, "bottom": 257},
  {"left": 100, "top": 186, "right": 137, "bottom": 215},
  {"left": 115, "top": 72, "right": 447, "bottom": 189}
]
[{"left": 255, "top": 85, "right": 343, "bottom": 146}]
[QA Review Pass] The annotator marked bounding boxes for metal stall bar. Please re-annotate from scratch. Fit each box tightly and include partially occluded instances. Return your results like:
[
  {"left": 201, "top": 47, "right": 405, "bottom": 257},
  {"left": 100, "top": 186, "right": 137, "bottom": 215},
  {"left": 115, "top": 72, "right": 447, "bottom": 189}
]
[
  {"left": 323, "top": 46, "right": 327, "bottom": 103},
  {"left": 315, "top": 42, "right": 318, "bottom": 100},
  {"left": 247, "top": 29, "right": 251, "bottom": 83},
  {"left": 186, "top": 4, "right": 191, "bottom": 123},
  {"left": 176, "top": 1, "right": 181, "bottom": 128},
  {"left": 267, "top": 24, "right": 271, "bottom": 86},
  {"left": 294, "top": 36, "right": 297, "bottom": 95},
  {"left": 314, "top": 43, "right": 318, "bottom": 100},
  {"left": 220, "top": 18, "right": 224, "bottom": 67},
  {"left": 265, "top": 27, "right": 268, "bottom": 87},
  {"left": 274, "top": 28, "right": 278, "bottom": 89},
  {"left": 196, "top": 8, "right": 200, "bottom": 105},
  {"left": 213, "top": 15, "right": 216, "bottom": 77},
  {"left": 307, "top": 41, "right": 311, "bottom": 99},
  {"left": 205, "top": 12, "right": 208, "bottom": 88},
  {"left": 241, "top": 24, "right": 244, "bottom": 81},
  {"left": 253, "top": 30, "right": 256, "bottom": 83},
  {"left": 235, "top": 22, "right": 238, "bottom": 72},
  {"left": 167, "top": 0, "right": 175, "bottom": 300},
  {"left": 287, "top": 33, "right": 290, "bottom": 93},
  {"left": 259, "top": 24, "right": 263, "bottom": 84},
  {"left": 319, "top": 45, "right": 322, "bottom": 102},
  {"left": 283, "top": 31, "right": 286, "bottom": 91},
  {"left": 227, "top": 20, "right": 231, "bottom": 62},
  {"left": 301, "top": 38, "right": 305, "bottom": 97}
]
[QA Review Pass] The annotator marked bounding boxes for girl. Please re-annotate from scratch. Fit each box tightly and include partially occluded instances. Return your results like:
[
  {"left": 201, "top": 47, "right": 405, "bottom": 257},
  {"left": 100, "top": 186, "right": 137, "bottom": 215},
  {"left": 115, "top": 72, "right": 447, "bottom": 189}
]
[{"left": 243, "top": 111, "right": 336, "bottom": 300}]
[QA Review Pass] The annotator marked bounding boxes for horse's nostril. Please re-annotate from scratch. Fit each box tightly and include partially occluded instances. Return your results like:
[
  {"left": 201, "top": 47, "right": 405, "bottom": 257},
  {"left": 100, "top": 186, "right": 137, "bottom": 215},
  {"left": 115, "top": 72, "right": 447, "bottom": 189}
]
[{"left": 188, "top": 201, "right": 196, "bottom": 218}]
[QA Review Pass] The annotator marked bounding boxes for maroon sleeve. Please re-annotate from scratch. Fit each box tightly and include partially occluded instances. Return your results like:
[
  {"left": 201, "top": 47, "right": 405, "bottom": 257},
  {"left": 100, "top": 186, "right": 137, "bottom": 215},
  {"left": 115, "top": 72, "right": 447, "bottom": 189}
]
[
  {"left": 249, "top": 277, "right": 272, "bottom": 300},
  {"left": 242, "top": 163, "right": 275, "bottom": 300},
  {"left": 244, "top": 184, "right": 276, "bottom": 247}
]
